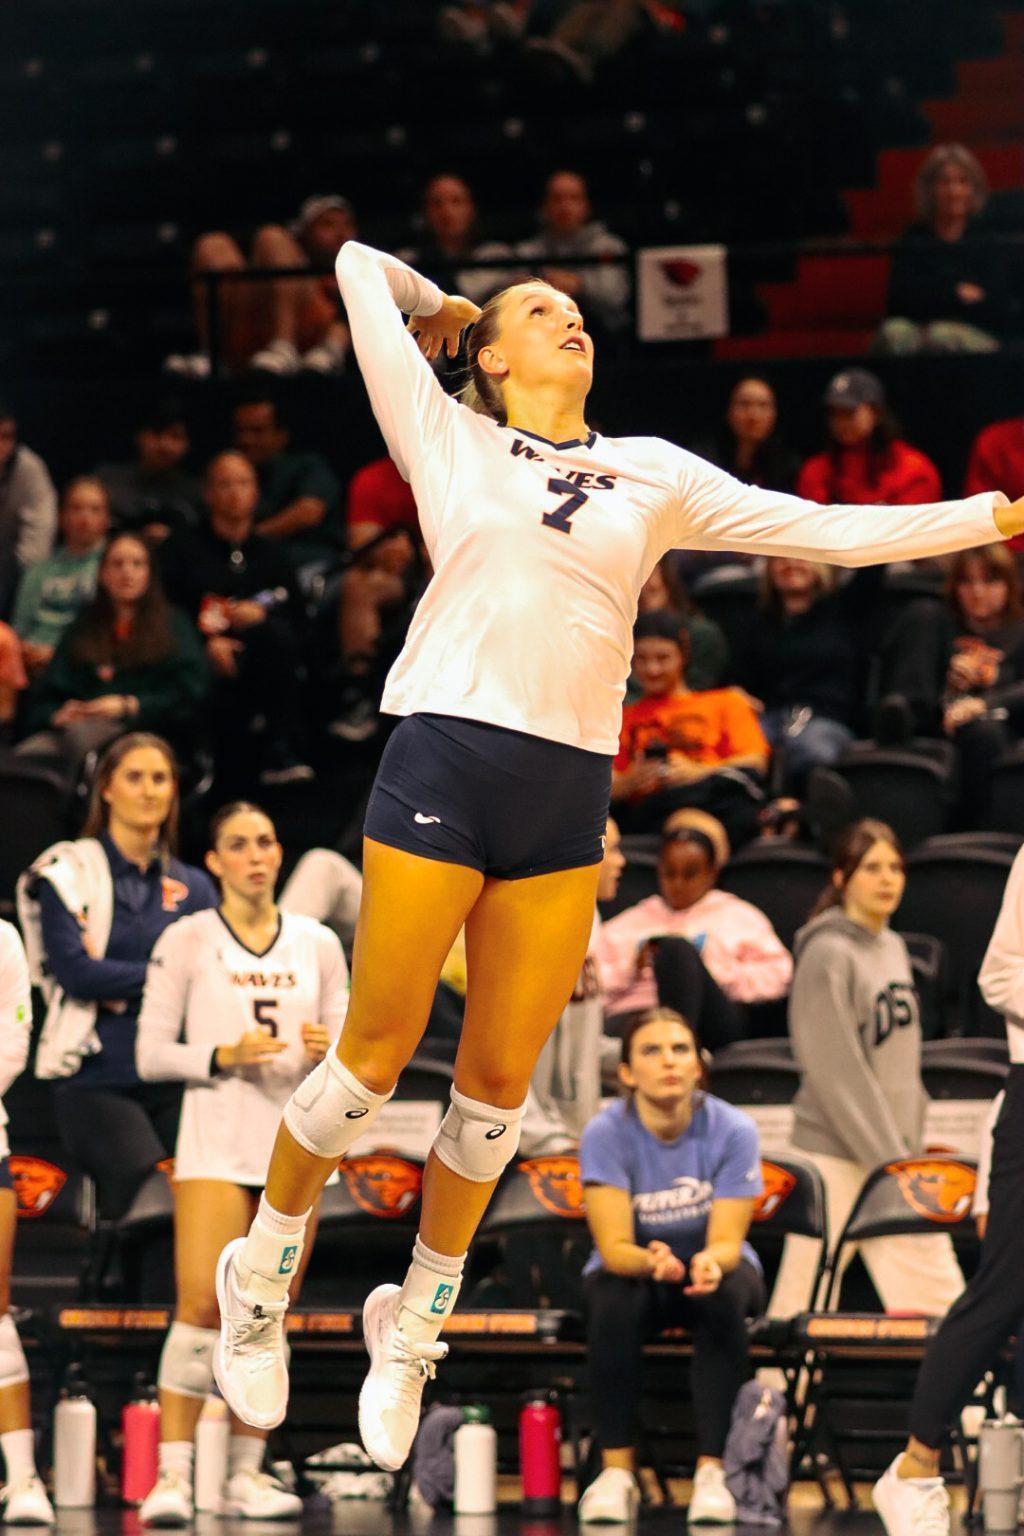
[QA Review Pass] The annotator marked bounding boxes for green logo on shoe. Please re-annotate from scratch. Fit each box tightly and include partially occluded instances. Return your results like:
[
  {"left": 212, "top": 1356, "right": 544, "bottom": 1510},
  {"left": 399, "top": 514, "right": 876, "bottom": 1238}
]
[
  {"left": 430, "top": 1283, "right": 454, "bottom": 1315},
  {"left": 278, "top": 1244, "right": 298, "bottom": 1275}
]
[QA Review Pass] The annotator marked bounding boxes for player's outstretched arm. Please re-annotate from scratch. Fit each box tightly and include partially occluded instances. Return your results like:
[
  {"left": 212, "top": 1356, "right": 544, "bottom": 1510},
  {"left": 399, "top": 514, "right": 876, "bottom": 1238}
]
[{"left": 994, "top": 493, "right": 1024, "bottom": 541}]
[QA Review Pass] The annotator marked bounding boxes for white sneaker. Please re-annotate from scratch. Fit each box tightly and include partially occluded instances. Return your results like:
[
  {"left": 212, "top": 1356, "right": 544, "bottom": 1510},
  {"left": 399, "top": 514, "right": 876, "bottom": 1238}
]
[
  {"left": 300, "top": 339, "right": 347, "bottom": 374},
  {"left": 578, "top": 1467, "right": 640, "bottom": 1523},
  {"left": 873, "top": 1456, "right": 950, "bottom": 1536},
  {"left": 163, "top": 351, "right": 211, "bottom": 379},
  {"left": 358, "top": 1284, "right": 447, "bottom": 1472},
  {"left": 0, "top": 1476, "right": 54, "bottom": 1527},
  {"left": 222, "top": 1468, "right": 303, "bottom": 1520},
  {"left": 139, "top": 1473, "right": 193, "bottom": 1528},
  {"left": 687, "top": 1463, "right": 735, "bottom": 1525},
  {"left": 250, "top": 338, "right": 301, "bottom": 375},
  {"left": 214, "top": 1236, "right": 290, "bottom": 1431}
]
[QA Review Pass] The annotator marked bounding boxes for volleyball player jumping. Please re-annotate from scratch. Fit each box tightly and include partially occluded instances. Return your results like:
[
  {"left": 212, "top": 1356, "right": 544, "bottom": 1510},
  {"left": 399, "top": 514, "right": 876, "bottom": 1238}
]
[{"left": 214, "top": 239, "right": 1024, "bottom": 1472}]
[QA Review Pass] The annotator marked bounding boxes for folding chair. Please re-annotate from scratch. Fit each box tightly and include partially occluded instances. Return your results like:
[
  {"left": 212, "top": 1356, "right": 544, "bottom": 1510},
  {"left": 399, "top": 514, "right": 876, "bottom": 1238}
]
[
  {"left": 717, "top": 845, "right": 829, "bottom": 952},
  {"left": 304, "top": 1153, "right": 425, "bottom": 1307},
  {"left": 835, "top": 746, "right": 952, "bottom": 848}
]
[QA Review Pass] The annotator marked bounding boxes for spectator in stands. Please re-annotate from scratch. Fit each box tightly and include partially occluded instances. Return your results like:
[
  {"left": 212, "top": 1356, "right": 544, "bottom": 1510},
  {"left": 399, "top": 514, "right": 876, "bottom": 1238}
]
[
  {"left": 398, "top": 173, "right": 514, "bottom": 307},
  {"left": 0, "top": 922, "right": 54, "bottom": 1525},
  {"left": 11, "top": 476, "right": 109, "bottom": 681},
  {"left": 700, "top": 377, "right": 799, "bottom": 495},
  {"left": 612, "top": 611, "right": 768, "bottom": 845},
  {"left": 0, "top": 402, "right": 57, "bottom": 619},
  {"left": 346, "top": 455, "right": 419, "bottom": 546},
  {"left": 16, "top": 734, "right": 216, "bottom": 1219},
  {"left": 965, "top": 408, "right": 1024, "bottom": 504},
  {"left": 176, "top": 194, "right": 355, "bottom": 377},
  {"left": 95, "top": 399, "right": 202, "bottom": 542},
  {"left": 232, "top": 385, "right": 341, "bottom": 565},
  {"left": 797, "top": 369, "right": 942, "bottom": 507},
  {"left": 768, "top": 819, "right": 964, "bottom": 1320},
  {"left": 17, "top": 534, "right": 208, "bottom": 779},
  {"left": 136, "top": 802, "right": 346, "bottom": 1526},
  {"left": 735, "top": 558, "right": 884, "bottom": 782},
  {"left": 525, "top": 0, "right": 654, "bottom": 83},
  {"left": 516, "top": 170, "right": 630, "bottom": 334},
  {"left": 159, "top": 452, "right": 313, "bottom": 786},
  {"left": 596, "top": 820, "right": 792, "bottom": 1050},
  {"left": 578, "top": 1007, "right": 763, "bottom": 1526},
  {"left": 880, "top": 545, "right": 1024, "bottom": 823},
  {"left": 876, "top": 144, "right": 1008, "bottom": 355},
  {"left": 636, "top": 557, "right": 728, "bottom": 692},
  {"left": 328, "top": 524, "right": 424, "bottom": 742}
]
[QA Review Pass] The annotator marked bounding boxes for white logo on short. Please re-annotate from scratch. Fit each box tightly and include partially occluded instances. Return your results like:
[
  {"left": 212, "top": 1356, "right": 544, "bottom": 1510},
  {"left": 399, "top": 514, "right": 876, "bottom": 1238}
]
[{"left": 414, "top": 812, "right": 441, "bottom": 824}]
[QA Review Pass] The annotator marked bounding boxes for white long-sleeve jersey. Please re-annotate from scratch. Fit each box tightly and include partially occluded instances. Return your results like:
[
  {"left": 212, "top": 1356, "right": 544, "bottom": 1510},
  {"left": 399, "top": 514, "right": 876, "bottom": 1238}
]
[
  {"left": 137, "top": 909, "right": 348, "bottom": 1184},
  {"left": 337, "top": 240, "right": 1007, "bottom": 756},
  {"left": 979, "top": 843, "right": 1024, "bottom": 1063},
  {"left": 0, "top": 922, "right": 31, "bottom": 1161}
]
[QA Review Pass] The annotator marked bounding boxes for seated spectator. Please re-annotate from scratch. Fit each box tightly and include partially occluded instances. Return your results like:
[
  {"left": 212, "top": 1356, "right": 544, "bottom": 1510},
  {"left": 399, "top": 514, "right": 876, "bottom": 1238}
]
[
  {"left": 15, "top": 734, "right": 216, "bottom": 1219},
  {"left": 398, "top": 173, "right": 514, "bottom": 307},
  {"left": 11, "top": 476, "right": 109, "bottom": 681},
  {"left": 768, "top": 819, "right": 964, "bottom": 1318},
  {"left": 18, "top": 534, "right": 208, "bottom": 779},
  {"left": 578, "top": 1008, "right": 764, "bottom": 1526},
  {"left": 174, "top": 194, "right": 355, "bottom": 377},
  {"left": 876, "top": 144, "right": 1008, "bottom": 355},
  {"left": 346, "top": 455, "right": 419, "bottom": 546},
  {"left": 232, "top": 385, "right": 341, "bottom": 566},
  {"left": 328, "top": 524, "right": 424, "bottom": 742},
  {"left": 526, "top": 0, "right": 655, "bottom": 83},
  {"left": 160, "top": 453, "right": 313, "bottom": 786},
  {"left": 797, "top": 369, "right": 942, "bottom": 507},
  {"left": 880, "top": 545, "right": 1024, "bottom": 823},
  {"left": 95, "top": 398, "right": 202, "bottom": 542},
  {"left": 0, "top": 402, "right": 57, "bottom": 618},
  {"left": 612, "top": 611, "right": 768, "bottom": 846},
  {"left": 735, "top": 558, "right": 883, "bottom": 784},
  {"left": 699, "top": 376, "right": 799, "bottom": 495},
  {"left": 596, "top": 821, "right": 792, "bottom": 1051},
  {"left": 516, "top": 170, "right": 629, "bottom": 334},
  {"left": 965, "top": 408, "right": 1024, "bottom": 507},
  {"left": 636, "top": 557, "right": 728, "bottom": 692}
]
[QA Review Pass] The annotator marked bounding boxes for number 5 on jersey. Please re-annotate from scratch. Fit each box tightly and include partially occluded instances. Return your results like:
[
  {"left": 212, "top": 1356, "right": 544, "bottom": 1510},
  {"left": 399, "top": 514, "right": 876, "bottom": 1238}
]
[
  {"left": 542, "top": 477, "right": 588, "bottom": 535},
  {"left": 253, "top": 997, "right": 279, "bottom": 1036}
]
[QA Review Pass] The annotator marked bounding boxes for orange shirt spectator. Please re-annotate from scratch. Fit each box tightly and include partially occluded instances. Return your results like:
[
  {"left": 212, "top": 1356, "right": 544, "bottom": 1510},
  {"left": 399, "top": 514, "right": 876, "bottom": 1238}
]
[{"left": 616, "top": 688, "right": 768, "bottom": 774}]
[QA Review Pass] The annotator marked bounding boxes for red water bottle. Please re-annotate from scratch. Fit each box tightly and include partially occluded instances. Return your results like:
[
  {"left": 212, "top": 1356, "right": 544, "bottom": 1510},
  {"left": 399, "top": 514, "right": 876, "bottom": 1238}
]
[
  {"left": 121, "top": 1376, "right": 160, "bottom": 1505},
  {"left": 520, "top": 1393, "right": 562, "bottom": 1516}
]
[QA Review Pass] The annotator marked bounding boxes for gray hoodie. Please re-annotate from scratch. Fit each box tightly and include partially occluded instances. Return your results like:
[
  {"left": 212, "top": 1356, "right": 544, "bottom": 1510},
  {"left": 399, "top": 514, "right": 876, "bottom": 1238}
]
[{"left": 789, "top": 907, "right": 926, "bottom": 1167}]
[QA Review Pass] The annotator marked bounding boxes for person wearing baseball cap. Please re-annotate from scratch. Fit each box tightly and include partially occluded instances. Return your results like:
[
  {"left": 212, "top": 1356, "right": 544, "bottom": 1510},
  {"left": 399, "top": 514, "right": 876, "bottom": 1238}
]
[{"left": 797, "top": 368, "right": 942, "bottom": 507}]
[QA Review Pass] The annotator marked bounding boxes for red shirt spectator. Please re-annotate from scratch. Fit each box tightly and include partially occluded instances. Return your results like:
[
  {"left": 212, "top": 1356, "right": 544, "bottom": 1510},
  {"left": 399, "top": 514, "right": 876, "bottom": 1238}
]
[
  {"left": 965, "top": 417, "right": 1024, "bottom": 501},
  {"left": 797, "top": 367, "right": 942, "bottom": 507},
  {"left": 346, "top": 457, "right": 418, "bottom": 537}
]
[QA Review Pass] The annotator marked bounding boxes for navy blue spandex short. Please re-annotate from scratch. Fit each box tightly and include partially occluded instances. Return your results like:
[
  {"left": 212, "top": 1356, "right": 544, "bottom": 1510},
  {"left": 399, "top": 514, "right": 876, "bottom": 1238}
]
[{"left": 364, "top": 713, "right": 613, "bottom": 880}]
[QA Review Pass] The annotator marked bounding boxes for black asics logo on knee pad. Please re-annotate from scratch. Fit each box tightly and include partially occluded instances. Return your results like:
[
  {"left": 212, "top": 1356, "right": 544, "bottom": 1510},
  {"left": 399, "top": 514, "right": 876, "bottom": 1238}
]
[
  {"left": 485, "top": 1124, "right": 507, "bottom": 1140},
  {"left": 345, "top": 1108, "right": 369, "bottom": 1119}
]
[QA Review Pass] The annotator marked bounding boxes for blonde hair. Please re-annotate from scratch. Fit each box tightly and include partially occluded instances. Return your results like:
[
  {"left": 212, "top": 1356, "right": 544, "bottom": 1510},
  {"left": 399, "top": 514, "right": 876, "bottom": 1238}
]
[
  {"left": 460, "top": 279, "right": 568, "bottom": 424},
  {"left": 914, "top": 144, "right": 989, "bottom": 224},
  {"left": 760, "top": 558, "right": 837, "bottom": 612}
]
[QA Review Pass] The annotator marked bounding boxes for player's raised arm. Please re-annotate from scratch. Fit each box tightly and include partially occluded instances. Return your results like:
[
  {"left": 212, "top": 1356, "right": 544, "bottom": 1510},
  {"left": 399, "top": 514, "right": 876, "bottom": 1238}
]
[
  {"left": 335, "top": 241, "right": 478, "bottom": 482},
  {"left": 669, "top": 447, "right": 1015, "bottom": 568}
]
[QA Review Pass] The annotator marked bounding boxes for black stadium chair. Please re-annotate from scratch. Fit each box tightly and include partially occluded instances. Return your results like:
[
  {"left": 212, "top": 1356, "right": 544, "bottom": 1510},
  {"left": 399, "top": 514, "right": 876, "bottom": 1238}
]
[
  {"left": 475, "top": 1153, "right": 589, "bottom": 1315},
  {"left": 835, "top": 746, "right": 951, "bottom": 848},
  {"left": 716, "top": 844, "right": 829, "bottom": 952},
  {"left": 303, "top": 1153, "right": 424, "bottom": 1306},
  {"left": 989, "top": 745, "right": 1024, "bottom": 836},
  {"left": 0, "top": 757, "right": 74, "bottom": 918}
]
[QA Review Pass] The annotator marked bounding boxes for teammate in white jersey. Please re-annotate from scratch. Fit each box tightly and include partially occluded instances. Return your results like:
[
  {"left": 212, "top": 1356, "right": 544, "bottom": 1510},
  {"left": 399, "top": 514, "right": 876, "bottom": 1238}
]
[
  {"left": 215, "top": 239, "right": 1024, "bottom": 1473},
  {"left": 0, "top": 923, "right": 54, "bottom": 1526},
  {"left": 136, "top": 802, "right": 348, "bottom": 1526}
]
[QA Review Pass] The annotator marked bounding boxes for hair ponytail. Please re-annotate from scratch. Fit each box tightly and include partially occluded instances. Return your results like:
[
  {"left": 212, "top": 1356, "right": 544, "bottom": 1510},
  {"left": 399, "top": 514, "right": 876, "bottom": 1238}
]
[
  {"left": 458, "top": 277, "right": 567, "bottom": 425},
  {"left": 808, "top": 816, "right": 903, "bottom": 918}
]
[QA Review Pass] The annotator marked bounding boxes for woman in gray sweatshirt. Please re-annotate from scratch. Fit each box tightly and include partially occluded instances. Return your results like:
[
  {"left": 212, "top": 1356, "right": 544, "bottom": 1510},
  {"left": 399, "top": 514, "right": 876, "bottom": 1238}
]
[{"left": 768, "top": 818, "right": 964, "bottom": 1318}]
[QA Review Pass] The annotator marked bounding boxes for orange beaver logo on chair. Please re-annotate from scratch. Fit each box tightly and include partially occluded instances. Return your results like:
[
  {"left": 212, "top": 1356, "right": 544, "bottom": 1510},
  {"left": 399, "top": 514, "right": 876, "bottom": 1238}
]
[
  {"left": 340, "top": 1154, "right": 422, "bottom": 1218},
  {"left": 519, "top": 1156, "right": 584, "bottom": 1218},
  {"left": 9, "top": 1155, "right": 67, "bottom": 1218},
  {"left": 753, "top": 1161, "right": 797, "bottom": 1222},
  {"left": 886, "top": 1158, "right": 975, "bottom": 1222}
]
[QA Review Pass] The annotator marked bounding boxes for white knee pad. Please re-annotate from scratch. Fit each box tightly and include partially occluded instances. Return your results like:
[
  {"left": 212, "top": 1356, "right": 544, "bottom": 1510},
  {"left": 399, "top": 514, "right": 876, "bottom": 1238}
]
[
  {"left": 433, "top": 1087, "right": 526, "bottom": 1183},
  {"left": 0, "top": 1314, "right": 28, "bottom": 1388},
  {"left": 284, "top": 1051, "right": 393, "bottom": 1159},
  {"left": 157, "top": 1322, "right": 216, "bottom": 1399}
]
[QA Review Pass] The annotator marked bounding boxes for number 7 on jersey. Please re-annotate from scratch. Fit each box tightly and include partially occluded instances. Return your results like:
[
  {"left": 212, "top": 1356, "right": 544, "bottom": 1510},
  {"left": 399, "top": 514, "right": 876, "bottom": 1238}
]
[{"left": 542, "top": 477, "right": 589, "bottom": 535}]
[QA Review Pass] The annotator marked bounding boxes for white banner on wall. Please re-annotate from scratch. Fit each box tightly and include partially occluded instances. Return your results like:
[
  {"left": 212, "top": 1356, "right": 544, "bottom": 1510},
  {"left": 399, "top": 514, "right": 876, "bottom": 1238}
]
[{"left": 636, "top": 244, "right": 730, "bottom": 342}]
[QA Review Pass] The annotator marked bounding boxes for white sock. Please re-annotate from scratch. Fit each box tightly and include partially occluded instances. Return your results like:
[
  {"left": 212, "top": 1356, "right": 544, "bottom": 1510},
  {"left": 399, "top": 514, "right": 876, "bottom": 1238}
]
[
  {"left": 0, "top": 1429, "right": 35, "bottom": 1484},
  {"left": 158, "top": 1440, "right": 194, "bottom": 1483},
  {"left": 228, "top": 1435, "right": 264, "bottom": 1478},
  {"left": 397, "top": 1236, "right": 465, "bottom": 1344},
  {"left": 238, "top": 1196, "right": 310, "bottom": 1302}
]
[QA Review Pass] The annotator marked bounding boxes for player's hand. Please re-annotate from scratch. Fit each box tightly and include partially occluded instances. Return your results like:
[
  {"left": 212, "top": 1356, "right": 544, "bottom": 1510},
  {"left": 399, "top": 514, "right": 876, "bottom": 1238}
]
[
  {"left": 217, "top": 1030, "right": 288, "bottom": 1071},
  {"left": 994, "top": 494, "right": 1024, "bottom": 541},
  {"left": 301, "top": 1022, "right": 331, "bottom": 1063},
  {"left": 647, "top": 1240, "right": 685, "bottom": 1284},
  {"left": 207, "top": 636, "right": 243, "bottom": 678},
  {"left": 684, "top": 1250, "right": 723, "bottom": 1295},
  {"left": 943, "top": 696, "right": 987, "bottom": 735},
  {"left": 407, "top": 295, "right": 481, "bottom": 363}
]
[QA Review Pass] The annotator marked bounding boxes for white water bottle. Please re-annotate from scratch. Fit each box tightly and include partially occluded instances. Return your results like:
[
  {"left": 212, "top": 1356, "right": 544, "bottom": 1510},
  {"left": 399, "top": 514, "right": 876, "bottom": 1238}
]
[
  {"left": 53, "top": 1378, "right": 97, "bottom": 1508},
  {"left": 194, "top": 1396, "right": 230, "bottom": 1514},
  {"left": 454, "top": 1405, "right": 497, "bottom": 1514}
]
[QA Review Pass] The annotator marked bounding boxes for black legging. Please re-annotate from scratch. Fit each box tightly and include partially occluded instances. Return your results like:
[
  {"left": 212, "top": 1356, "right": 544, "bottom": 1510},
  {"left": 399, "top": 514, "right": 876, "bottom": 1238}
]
[
  {"left": 607, "top": 937, "right": 748, "bottom": 1053},
  {"left": 910, "top": 1065, "right": 1024, "bottom": 1447},
  {"left": 54, "top": 1079, "right": 183, "bottom": 1221},
  {"left": 585, "top": 1259, "right": 765, "bottom": 1459}
]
